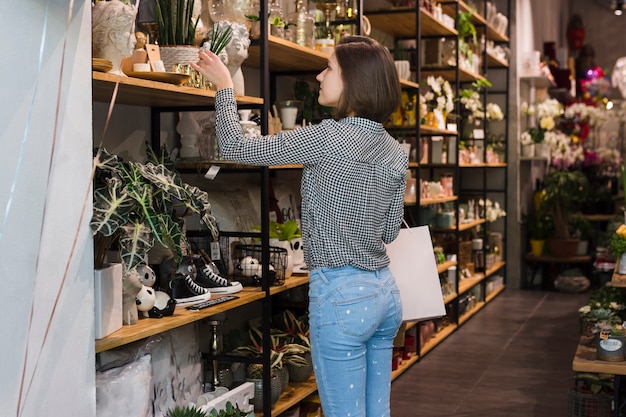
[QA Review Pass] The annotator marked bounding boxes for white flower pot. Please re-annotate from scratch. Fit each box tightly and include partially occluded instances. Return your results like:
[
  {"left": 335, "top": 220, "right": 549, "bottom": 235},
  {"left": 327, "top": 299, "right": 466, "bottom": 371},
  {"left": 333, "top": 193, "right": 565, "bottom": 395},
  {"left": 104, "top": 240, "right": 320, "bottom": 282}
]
[
  {"left": 619, "top": 253, "right": 626, "bottom": 275},
  {"left": 521, "top": 144, "right": 534, "bottom": 157},
  {"left": 270, "top": 238, "right": 293, "bottom": 278}
]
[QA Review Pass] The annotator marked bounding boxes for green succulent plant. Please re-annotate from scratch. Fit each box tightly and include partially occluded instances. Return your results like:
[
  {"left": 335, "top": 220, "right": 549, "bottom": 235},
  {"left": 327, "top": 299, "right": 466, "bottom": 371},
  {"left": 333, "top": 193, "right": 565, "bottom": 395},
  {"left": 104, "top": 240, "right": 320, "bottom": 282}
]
[
  {"left": 91, "top": 146, "right": 219, "bottom": 273},
  {"left": 155, "top": 0, "right": 200, "bottom": 46},
  {"left": 166, "top": 404, "right": 208, "bottom": 417},
  {"left": 208, "top": 401, "right": 247, "bottom": 417}
]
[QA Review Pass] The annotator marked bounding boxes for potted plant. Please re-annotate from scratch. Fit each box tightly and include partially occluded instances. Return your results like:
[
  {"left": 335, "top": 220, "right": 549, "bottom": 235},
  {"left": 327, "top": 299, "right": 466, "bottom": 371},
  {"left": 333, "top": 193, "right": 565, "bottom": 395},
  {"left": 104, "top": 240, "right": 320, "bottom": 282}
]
[
  {"left": 610, "top": 224, "right": 626, "bottom": 274},
  {"left": 274, "top": 310, "right": 313, "bottom": 382},
  {"left": 253, "top": 219, "right": 303, "bottom": 277},
  {"left": 522, "top": 202, "right": 553, "bottom": 257},
  {"left": 91, "top": 146, "right": 219, "bottom": 323},
  {"left": 567, "top": 373, "right": 614, "bottom": 417},
  {"left": 166, "top": 404, "right": 208, "bottom": 417},
  {"left": 594, "top": 321, "right": 626, "bottom": 361},
  {"left": 154, "top": 0, "right": 201, "bottom": 70},
  {"left": 543, "top": 166, "right": 589, "bottom": 257},
  {"left": 207, "top": 401, "right": 249, "bottom": 417},
  {"left": 569, "top": 214, "right": 592, "bottom": 255}
]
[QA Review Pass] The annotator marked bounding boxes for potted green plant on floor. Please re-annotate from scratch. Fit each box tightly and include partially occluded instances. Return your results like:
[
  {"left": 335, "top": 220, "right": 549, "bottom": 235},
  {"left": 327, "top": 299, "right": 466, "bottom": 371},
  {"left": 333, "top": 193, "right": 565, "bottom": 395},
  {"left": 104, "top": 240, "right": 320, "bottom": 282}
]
[
  {"left": 522, "top": 204, "right": 553, "bottom": 257},
  {"left": 543, "top": 164, "right": 589, "bottom": 257}
]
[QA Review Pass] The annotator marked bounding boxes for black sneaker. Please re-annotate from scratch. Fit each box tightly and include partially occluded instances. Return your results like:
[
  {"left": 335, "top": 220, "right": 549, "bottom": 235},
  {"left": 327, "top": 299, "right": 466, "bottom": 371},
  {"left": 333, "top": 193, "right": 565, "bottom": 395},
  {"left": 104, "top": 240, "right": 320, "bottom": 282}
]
[
  {"left": 192, "top": 256, "right": 243, "bottom": 294},
  {"left": 169, "top": 273, "right": 212, "bottom": 306}
]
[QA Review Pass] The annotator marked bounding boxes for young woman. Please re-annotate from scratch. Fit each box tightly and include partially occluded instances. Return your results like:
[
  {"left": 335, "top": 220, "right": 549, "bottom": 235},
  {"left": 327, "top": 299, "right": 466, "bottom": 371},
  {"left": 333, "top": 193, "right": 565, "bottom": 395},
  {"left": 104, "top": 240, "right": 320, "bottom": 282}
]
[{"left": 191, "top": 35, "right": 406, "bottom": 417}]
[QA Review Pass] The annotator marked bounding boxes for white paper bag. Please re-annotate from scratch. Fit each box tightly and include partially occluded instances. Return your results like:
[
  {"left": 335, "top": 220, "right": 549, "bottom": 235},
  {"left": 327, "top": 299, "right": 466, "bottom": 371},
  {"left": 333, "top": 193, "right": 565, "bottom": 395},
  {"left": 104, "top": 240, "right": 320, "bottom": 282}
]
[{"left": 385, "top": 225, "right": 446, "bottom": 322}]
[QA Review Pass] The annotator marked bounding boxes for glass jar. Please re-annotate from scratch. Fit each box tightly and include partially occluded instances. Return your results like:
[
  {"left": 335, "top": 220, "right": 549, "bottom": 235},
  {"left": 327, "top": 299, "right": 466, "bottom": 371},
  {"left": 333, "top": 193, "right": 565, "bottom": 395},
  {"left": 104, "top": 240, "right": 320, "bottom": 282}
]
[{"left": 289, "top": 0, "right": 316, "bottom": 48}]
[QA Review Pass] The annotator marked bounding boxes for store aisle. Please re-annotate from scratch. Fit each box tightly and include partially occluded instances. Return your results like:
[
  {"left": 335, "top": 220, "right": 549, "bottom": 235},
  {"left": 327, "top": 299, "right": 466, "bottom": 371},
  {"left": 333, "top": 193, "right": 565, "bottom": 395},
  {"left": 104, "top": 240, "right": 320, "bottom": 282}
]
[{"left": 390, "top": 289, "right": 591, "bottom": 416}]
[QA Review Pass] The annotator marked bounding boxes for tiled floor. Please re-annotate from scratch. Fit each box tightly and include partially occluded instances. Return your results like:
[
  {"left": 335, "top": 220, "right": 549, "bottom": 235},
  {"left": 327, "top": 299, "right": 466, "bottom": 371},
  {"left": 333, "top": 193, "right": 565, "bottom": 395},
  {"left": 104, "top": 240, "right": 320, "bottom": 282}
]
[{"left": 390, "top": 288, "right": 592, "bottom": 416}]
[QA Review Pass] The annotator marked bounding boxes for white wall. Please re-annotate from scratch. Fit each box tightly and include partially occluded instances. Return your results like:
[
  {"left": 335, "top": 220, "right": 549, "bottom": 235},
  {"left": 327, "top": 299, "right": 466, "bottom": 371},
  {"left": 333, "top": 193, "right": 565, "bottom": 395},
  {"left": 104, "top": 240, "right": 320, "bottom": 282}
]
[{"left": 0, "top": 1, "right": 95, "bottom": 416}]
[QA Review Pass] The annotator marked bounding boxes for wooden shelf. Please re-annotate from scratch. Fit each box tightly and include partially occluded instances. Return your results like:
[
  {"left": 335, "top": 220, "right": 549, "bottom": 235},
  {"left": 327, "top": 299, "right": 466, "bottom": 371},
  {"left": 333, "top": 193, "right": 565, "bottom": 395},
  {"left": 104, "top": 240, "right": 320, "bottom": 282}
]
[
  {"left": 444, "top": 292, "right": 458, "bottom": 305},
  {"left": 437, "top": 260, "right": 458, "bottom": 274},
  {"left": 487, "top": 51, "right": 509, "bottom": 68},
  {"left": 247, "top": 35, "right": 329, "bottom": 73},
  {"left": 420, "top": 323, "right": 457, "bottom": 356},
  {"left": 93, "top": 71, "right": 263, "bottom": 108},
  {"left": 390, "top": 353, "right": 420, "bottom": 381},
  {"left": 525, "top": 253, "right": 592, "bottom": 264},
  {"left": 419, "top": 125, "right": 459, "bottom": 136},
  {"left": 486, "top": 284, "right": 506, "bottom": 303},
  {"left": 420, "top": 195, "right": 458, "bottom": 206},
  {"left": 458, "top": 274, "right": 486, "bottom": 295},
  {"left": 572, "top": 338, "right": 626, "bottom": 375},
  {"left": 95, "top": 275, "right": 309, "bottom": 353},
  {"left": 458, "top": 218, "right": 486, "bottom": 232},
  {"left": 421, "top": 67, "right": 487, "bottom": 83},
  {"left": 460, "top": 162, "right": 507, "bottom": 168},
  {"left": 458, "top": 301, "right": 486, "bottom": 325},
  {"left": 258, "top": 375, "right": 318, "bottom": 417},
  {"left": 365, "top": 7, "right": 457, "bottom": 38},
  {"left": 485, "top": 261, "right": 506, "bottom": 277},
  {"left": 440, "top": 0, "right": 509, "bottom": 42}
]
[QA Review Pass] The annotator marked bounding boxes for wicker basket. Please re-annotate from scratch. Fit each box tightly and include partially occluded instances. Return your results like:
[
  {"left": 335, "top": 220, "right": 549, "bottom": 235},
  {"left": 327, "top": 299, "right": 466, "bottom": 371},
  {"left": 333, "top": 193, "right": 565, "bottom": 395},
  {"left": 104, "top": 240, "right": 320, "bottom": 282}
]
[{"left": 159, "top": 45, "right": 200, "bottom": 72}]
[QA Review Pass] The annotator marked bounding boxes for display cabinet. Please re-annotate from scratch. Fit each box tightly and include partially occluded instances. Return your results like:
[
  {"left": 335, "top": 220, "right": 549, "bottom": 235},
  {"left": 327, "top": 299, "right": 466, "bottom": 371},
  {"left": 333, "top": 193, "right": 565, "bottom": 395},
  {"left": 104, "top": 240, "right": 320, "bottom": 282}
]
[{"left": 365, "top": 0, "right": 510, "bottom": 379}]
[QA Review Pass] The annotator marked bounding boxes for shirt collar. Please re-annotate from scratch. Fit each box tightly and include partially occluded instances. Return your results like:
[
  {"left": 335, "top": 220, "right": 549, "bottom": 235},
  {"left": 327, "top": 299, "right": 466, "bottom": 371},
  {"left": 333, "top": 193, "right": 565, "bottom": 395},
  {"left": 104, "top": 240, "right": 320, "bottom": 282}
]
[{"left": 340, "top": 117, "right": 385, "bottom": 133}]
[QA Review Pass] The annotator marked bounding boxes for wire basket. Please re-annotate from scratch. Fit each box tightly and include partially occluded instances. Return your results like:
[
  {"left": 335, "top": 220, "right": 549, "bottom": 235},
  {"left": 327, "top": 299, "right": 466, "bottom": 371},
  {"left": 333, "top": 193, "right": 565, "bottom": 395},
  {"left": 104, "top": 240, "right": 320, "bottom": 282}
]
[
  {"left": 231, "top": 244, "right": 287, "bottom": 287},
  {"left": 567, "top": 386, "right": 613, "bottom": 417}
]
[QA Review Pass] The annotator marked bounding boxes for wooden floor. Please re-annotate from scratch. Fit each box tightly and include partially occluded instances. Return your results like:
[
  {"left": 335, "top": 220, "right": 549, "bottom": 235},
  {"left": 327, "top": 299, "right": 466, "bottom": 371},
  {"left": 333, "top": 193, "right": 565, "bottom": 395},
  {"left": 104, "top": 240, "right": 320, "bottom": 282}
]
[{"left": 390, "top": 288, "right": 592, "bottom": 416}]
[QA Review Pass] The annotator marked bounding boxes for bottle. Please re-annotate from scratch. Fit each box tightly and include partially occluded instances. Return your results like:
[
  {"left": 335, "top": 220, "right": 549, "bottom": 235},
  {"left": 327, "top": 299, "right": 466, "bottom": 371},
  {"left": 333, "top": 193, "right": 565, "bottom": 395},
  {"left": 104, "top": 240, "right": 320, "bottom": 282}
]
[{"left": 289, "top": 0, "right": 316, "bottom": 48}]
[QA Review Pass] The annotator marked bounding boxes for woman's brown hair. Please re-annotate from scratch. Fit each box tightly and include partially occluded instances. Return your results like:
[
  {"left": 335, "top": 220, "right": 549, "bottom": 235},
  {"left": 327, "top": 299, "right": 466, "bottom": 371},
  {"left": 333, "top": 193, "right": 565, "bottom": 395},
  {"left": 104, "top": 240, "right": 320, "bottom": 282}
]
[{"left": 333, "top": 36, "right": 402, "bottom": 123}]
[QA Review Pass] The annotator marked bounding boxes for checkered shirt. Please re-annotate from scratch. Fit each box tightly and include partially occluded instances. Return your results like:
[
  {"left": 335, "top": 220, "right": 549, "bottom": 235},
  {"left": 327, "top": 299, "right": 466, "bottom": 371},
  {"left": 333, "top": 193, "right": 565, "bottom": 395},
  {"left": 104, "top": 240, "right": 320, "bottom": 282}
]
[{"left": 215, "top": 88, "right": 408, "bottom": 271}]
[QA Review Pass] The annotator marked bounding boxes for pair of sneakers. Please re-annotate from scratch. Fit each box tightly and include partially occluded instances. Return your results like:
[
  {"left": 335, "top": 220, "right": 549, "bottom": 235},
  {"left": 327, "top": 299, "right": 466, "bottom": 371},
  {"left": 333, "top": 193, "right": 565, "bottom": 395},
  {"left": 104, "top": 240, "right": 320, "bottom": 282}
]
[{"left": 165, "top": 256, "right": 243, "bottom": 306}]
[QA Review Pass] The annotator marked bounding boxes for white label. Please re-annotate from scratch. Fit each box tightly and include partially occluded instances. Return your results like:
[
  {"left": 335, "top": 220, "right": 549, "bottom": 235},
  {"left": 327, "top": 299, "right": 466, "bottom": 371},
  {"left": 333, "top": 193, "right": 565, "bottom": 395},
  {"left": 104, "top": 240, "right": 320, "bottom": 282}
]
[
  {"left": 210, "top": 241, "right": 221, "bottom": 260},
  {"left": 599, "top": 338, "right": 623, "bottom": 352},
  {"left": 447, "top": 123, "right": 457, "bottom": 132},
  {"left": 204, "top": 165, "right": 220, "bottom": 180},
  {"left": 473, "top": 129, "right": 485, "bottom": 139}
]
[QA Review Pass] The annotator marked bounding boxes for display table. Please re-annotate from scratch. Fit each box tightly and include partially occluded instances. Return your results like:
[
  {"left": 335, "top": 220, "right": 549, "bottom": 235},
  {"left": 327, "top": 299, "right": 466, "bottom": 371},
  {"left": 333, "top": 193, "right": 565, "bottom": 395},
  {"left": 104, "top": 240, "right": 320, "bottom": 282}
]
[
  {"left": 524, "top": 253, "right": 593, "bottom": 289},
  {"left": 572, "top": 339, "right": 626, "bottom": 417}
]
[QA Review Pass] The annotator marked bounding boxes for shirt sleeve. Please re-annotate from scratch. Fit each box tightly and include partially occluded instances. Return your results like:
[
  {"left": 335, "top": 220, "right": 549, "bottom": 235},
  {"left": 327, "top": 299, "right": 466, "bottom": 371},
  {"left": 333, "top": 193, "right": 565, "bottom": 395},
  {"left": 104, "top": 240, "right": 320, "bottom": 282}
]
[
  {"left": 215, "top": 88, "right": 328, "bottom": 166},
  {"left": 382, "top": 163, "right": 407, "bottom": 244}
]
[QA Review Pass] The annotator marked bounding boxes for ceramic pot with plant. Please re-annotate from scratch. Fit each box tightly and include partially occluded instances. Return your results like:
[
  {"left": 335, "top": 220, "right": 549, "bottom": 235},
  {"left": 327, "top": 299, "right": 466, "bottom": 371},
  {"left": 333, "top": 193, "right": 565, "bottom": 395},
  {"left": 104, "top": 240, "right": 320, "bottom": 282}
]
[
  {"left": 522, "top": 205, "right": 553, "bottom": 257},
  {"left": 569, "top": 214, "right": 592, "bottom": 256},
  {"left": 594, "top": 322, "right": 626, "bottom": 361},
  {"left": 610, "top": 224, "right": 626, "bottom": 274},
  {"left": 253, "top": 220, "right": 303, "bottom": 277}
]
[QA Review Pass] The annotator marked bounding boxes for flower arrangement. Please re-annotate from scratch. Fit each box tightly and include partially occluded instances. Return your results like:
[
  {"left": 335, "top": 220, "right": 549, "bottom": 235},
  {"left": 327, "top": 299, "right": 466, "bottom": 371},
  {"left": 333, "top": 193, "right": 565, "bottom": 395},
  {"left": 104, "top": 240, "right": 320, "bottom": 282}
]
[
  {"left": 423, "top": 75, "right": 455, "bottom": 115},
  {"left": 610, "top": 224, "right": 626, "bottom": 259},
  {"left": 520, "top": 98, "right": 563, "bottom": 144}
]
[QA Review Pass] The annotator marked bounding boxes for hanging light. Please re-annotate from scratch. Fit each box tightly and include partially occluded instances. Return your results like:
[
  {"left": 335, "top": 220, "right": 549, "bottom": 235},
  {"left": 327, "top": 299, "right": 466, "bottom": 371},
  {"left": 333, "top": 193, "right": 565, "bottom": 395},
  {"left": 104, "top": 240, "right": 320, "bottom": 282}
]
[{"left": 615, "top": 0, "right": 624, "bottom": 16}]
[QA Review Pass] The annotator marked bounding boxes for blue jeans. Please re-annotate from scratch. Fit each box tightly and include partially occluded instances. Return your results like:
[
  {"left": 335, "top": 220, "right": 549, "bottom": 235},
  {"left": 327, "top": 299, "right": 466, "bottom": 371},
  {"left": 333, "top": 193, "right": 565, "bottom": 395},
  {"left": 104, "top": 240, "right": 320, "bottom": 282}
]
[{"left": 308, "top": 265, "right": 403, "bottom": 417}]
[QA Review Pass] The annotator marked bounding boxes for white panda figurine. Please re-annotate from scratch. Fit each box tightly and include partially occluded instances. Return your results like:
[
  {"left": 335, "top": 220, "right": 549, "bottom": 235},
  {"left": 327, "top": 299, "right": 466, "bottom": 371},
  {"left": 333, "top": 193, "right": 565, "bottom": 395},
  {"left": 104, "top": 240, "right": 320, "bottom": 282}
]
[
  {"left": 136, "top": 263, "right": 156, "bottom": 287},
  {"left": 238, "top": 256, "right": 261, "bottom": 277},
  {"left": 136, "top": 286, "right": 156, "bottom": 314}
]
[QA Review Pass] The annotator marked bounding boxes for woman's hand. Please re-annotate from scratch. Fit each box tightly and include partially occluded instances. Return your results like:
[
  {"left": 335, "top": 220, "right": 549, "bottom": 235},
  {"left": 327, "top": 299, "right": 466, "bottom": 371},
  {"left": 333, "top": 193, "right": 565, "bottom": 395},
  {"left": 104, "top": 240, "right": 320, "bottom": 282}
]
[{"left": 190, "top": 50, "right": 234, "bottom": 91}]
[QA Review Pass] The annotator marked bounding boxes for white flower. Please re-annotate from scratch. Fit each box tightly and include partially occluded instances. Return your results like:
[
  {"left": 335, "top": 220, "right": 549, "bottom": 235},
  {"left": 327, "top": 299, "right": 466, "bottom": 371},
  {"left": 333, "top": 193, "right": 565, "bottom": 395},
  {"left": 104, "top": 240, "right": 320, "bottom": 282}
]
[
  {"left": 486, "top": 103, "right": 504, "bottom": 121},
  {"left": 579, "top": 305, "right": 591, "bottom": 315},
  {"left": 521, "top": 131, "right": 533, "bottom": 146}
]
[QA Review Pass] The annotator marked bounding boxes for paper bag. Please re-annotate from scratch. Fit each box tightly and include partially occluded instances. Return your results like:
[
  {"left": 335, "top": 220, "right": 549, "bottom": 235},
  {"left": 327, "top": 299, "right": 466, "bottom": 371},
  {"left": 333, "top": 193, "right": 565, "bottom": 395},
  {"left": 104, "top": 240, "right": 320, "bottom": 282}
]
[{"left": 385, "top": 226, "right": 446, "bottom": 322}]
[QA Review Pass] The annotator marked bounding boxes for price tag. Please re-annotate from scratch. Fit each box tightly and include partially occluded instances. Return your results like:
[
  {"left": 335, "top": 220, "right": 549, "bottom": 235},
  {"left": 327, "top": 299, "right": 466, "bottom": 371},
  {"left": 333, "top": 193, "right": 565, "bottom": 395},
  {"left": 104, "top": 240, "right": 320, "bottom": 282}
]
[
  {"left": 210, "top": 241, "right": 221, "bottom": 260},
  {"left": 204, "top": 165, "right": 220, "bottom": 180}
]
